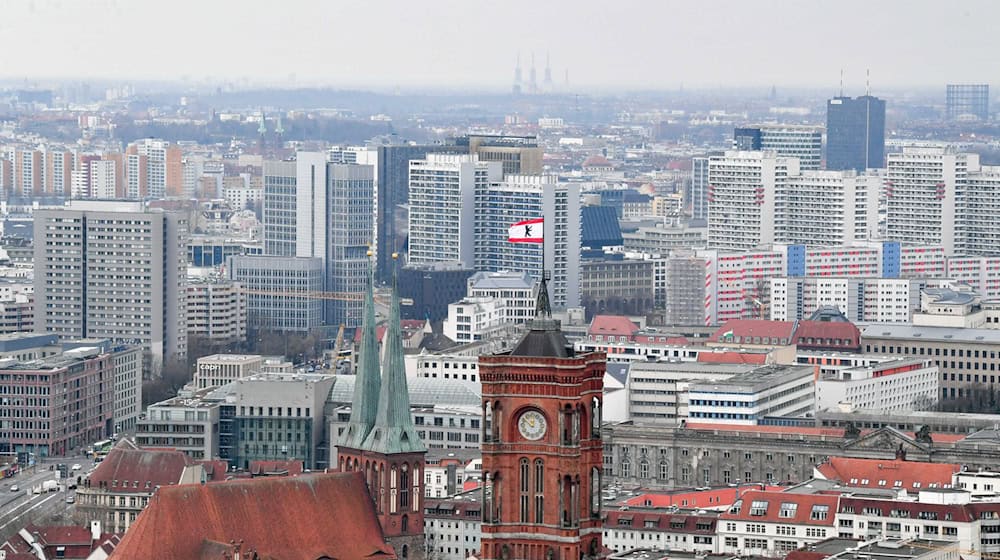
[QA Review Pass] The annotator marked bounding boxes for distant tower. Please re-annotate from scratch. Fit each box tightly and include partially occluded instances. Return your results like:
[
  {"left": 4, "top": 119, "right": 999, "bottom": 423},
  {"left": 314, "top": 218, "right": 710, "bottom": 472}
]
[
  {"left": 543, "top": 52, "right": 553, "bottom": 92},
  {"left": 529, "top": 53, "right": 538, "bottom": 94},
  {"left": 513, "top": 53, "right": 523, "bottom": 95},
  {"left": 257, "top": 109, "right": 267, "bottom": 153},
  {"left": 274, "top": 114, "right": 285, "bottom": 152}
]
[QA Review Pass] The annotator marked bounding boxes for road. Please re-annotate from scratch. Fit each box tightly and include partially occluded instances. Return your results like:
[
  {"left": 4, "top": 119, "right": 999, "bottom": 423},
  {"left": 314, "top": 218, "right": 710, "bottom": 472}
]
[{"left": 0, "top": 458, "right": 90, "bottom": 544}]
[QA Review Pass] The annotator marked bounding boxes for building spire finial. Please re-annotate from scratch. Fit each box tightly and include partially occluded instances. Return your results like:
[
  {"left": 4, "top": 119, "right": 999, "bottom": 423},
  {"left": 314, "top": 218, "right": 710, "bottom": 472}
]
[{"left": 336, "top": 249, "right": 381, "bottom": 450}]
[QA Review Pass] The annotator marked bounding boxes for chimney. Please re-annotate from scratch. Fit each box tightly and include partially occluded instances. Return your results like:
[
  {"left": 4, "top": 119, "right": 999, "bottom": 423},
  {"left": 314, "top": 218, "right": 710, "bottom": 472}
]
[{"left": 90, "top": 520, "right": 101, "bottom": 541}]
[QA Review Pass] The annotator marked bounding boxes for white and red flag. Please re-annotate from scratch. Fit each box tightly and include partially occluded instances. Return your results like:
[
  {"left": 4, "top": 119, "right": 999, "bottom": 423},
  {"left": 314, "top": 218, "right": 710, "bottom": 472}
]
[{"left": 508, "top": 218, "right": 544, "bottom": 243}]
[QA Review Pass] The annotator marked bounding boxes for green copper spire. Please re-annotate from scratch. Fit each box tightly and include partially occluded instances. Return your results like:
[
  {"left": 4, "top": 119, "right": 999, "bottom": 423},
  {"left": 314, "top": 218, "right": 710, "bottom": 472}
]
[
  {"left": 361, "top": 255, "right": 426, "bottom": 454},
  {"left": 274, "top": 114, "right": 285, "bottom": 136},
  {"left": 337, "top": 254, "right": 381, "bottom": 449},
  {"left": 257, "top": 109, "right": 267, "bottom": 135}
]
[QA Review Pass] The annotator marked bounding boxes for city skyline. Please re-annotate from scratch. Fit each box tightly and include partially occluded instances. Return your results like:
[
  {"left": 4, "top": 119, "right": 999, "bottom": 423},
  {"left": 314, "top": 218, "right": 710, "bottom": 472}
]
[{"left": 3, "top": 0, "right": 1000, "bottom": 90}]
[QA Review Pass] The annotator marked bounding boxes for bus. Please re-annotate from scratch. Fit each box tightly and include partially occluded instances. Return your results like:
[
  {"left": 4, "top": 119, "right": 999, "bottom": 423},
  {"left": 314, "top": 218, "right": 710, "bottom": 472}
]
[{"left": 89, "top": 439, "right": 115, "bottom": 462}]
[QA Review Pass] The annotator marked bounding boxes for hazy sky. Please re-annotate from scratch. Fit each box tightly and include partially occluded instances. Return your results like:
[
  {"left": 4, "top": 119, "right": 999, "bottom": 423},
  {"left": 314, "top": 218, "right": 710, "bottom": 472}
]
[{"left": 3, "top": 0, "right": 998, "bottom": 91}]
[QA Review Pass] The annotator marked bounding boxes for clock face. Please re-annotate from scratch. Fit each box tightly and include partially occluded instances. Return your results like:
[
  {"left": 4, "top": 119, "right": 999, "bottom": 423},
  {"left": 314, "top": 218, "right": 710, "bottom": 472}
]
[{"left": 518, "top": 410, "right": 547, "bottom": 441}]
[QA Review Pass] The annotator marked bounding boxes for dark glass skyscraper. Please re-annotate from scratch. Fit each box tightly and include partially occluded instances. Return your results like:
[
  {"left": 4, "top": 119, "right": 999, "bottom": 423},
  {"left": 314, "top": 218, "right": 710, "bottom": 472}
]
[{"left": 826, "top": 95, "right": 886, "bottom": 172}]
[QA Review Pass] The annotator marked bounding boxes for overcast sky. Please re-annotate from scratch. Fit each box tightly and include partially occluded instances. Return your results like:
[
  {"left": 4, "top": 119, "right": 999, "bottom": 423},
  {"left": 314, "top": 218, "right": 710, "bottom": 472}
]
[{"left": 3, "top": 0, "right": 997, "bottom": 91}]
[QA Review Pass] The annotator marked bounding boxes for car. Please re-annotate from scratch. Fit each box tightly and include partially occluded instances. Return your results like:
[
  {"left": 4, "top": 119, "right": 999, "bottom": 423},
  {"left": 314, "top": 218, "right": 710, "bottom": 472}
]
[
  {"left": 71, "top": 464, "right": 81, "bottom": 471},
  {"left": 65, "top": 496, "right": 75, "bottom": 504},
  {"left": 9, "top": 485, "right": 19, "bottom": 492}
]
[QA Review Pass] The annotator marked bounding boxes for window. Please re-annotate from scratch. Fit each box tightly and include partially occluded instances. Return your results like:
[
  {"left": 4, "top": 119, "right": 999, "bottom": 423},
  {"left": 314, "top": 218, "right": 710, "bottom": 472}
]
[
  {"left": 750, "top": 500, "right": 769, "bottom": 516},
  {"left": 779, "top": 502, "right": 798, "bottom": 518},
  {"left": 806, "top": 528, "right": 826, "bottom": 538},
  {"left": 747, "top": 523, "right": 766, "bottom": 533},
  {"left": 811, "top": 504, "right": 830, "bottom": 520},
  {"left": 724, "top": 537, "right": 738, "bottom": 548}
]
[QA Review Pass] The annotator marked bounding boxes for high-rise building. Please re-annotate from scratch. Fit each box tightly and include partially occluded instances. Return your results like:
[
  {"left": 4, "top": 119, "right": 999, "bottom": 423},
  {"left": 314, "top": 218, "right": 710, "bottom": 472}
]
[
  {"left": 960, "top": 166, "right": 1000, "bottom": 256},
  {"left": 295, "top": 153, "right": 374, "bottom": 326},
  {"left": 44, "top": 149, "right": 74, "bottom": 197},
  {"left": 732, "top": 125, "right": 823, "bottom": 170},
  {"left": 474, "top": 174, "right": 582, "bottom": 308},
  {"left": 89, "top": 159, "right": 118, "bottom": 198},
  {"left": 125, "top": 139, "right": 183, "bottom": 199},
  {"left": 479, "top": 281, "right": 605, "bottom": 559},
  {"left": 13, "top": 149, "right": 42, "bottom": 197},
  {"left": 262, "top": 160, "right": 297, "bottom": 257},
  {"left": 33, "top": 201, "right": 188, "bottom": 374},
  {"left": 227, "top": 255, "right": 324, "bottom": 333},
  {"left": 782, "top": 170, "right": 880, "bottom": 246},
  {"left": 372, "top": 143, "right": 459, "bottom": 284},
  {"left": 690, "top": 156, "right": 711, "bottom": 222},
  {"left": 407, "top": 154, "right": 502, "bottom": 268},
  {"left": 707, "top": 151, "right": 799, "bottom": 250},
  {"left": 336, "top": 264, "right": 428, "bottom": 560},
  {"left": 826, "top": 95, "right": 886, "bottom": 171},
  {"left": 946, "top": 84, "right": 990, "bottom": 121},
  {"left": 885, "top": 146, "right": 978, "bottom": 255}
]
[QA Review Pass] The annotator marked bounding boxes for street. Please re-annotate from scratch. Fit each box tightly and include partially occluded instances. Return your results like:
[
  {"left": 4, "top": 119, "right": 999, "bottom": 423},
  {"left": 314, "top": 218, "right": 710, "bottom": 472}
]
[{"left": 0, "top": 458, "right": 89, "bottom": 544}]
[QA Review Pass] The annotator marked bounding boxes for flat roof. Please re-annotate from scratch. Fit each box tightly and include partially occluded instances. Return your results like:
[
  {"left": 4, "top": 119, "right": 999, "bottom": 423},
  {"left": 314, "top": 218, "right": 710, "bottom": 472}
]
[
  {"left": 689, "top": 364, "right": 814, "bottom": 392},
  {"left": 861, "top": 324, "right": 1000, "bottom": 344}
]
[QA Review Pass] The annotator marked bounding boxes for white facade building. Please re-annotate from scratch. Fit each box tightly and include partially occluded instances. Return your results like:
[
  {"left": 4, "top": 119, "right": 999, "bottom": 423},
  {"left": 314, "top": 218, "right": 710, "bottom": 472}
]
[
  {"left": 707, "top": 151, "right": 799, "bottom": 251},
  {"left": 886, "top": 146, "right": 978, "bottom": 255},
  {"left": 810, "top": 355, "right": 939, "bottom": 413},
  {"left": 687, "top": 365, "right": 815, "bottom": 425},
  {"left": 770, "top": 277, "right": 918, "bottom": 324},
  {"left": 193, "top": 354, "right": 265, "bottom": 389},
  {"left": 408, "top": 154, "right": 502, "bottom": 267},
  {"left": 466, "top": 271, "right": 538, "bottom": 324},
  {"left": 782, "top": 171, "right": 880, "bottom": 246}
]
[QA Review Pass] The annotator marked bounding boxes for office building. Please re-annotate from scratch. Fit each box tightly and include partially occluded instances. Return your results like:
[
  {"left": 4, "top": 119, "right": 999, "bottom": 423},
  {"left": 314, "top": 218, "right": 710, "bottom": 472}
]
[
  {"left": 0, "top": 347, "right": 122, "bottom": 457},
  {"left": 466, "top": 271, "right": 539, "bottom": 323},
  {"left": 733, "top": 126, "right": 823, "bottom": 170},
  {"left": 687, "top": 364, "right": 816, "bottom": 425},
  {"left": 886, "top": 146, "right": 978, "bottom": 255},
  {"left": 193, "top": 354, "right": 266, "bottom": 390},
  {"left": 826, "top": 95, "right": 886, "bottom": 171},
  {"left": 228, "top": 372, "right": 335, "bottom": 470},
  {"left": 474, "top": 174, "right": 582, "bottom": 308},
  {"left": 295, "top": 153, "right": 374, "bottom": 326},
  {"left": 407, "top": 153, "right": 502, "bottom": 267},
  {"left": 808, "top": 355, "right": 938, "bottom": 413},
  {"left": 399, "top": 262, "right": 475, "bottom": 323},
  {"left": 227, "top": 255, "right": 324, "bottom": 333},
  {"left": 136, "top": 385, "right": 221, "bottom": 460},
  {"left": 372, "top": 142, "right": 460, "bottom": 284},
  {"left": 186, "top": 277, "right": 247, "bottom": 344},
  {"left": 707, "top": 151, "right": 799, "bottom": 250},
  {"left": 946, "top": 84, "right": 990, "bottom": 121},
  {"left": 262, "top": 160, "right": 297, "bottom": 257},
  {"left": 33, "top": 201, "right": 188, "bottom": 373},
  {"left": 580, "top": 258, "right": 656, "bottom": 317},
  {"left": 770, "top": 277, "right": 918, "bottom": 323},
  {"left": 455, "top": 134, "right": 543, "bottom": 176}
]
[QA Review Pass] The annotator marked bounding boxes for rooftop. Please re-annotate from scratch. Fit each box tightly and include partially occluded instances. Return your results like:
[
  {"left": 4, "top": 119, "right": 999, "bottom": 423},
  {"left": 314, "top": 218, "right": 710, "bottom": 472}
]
[
  {"left": 688, "top": 364, "right": 814, "bottom": 392},
  {"left": 468, "top": 270, "right": 536, "bottom": 291},
  {"left": 327, "top": 374, "right": 481, "bottom": 408},
  {"left": 816, "top": 457, "right": 961, "bottom": 490},
  {"left": 861, "top": 324, "right": 1000, "bottom": 344}
]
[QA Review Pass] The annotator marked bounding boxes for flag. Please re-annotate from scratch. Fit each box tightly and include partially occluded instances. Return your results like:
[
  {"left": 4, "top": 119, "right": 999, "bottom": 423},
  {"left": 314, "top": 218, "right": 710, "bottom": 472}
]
[
  {"left": 508, "top": 218, "right": 544, "bottom": 243},
  {"left": 721, "top": 329, "right": 734, "bottom": 339}
]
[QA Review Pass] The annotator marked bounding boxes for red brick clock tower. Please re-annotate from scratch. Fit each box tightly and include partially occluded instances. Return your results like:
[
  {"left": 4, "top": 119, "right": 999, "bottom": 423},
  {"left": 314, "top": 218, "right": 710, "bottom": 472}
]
[{"left": 479, "top": 279, "right": 606, "bottom": 560}]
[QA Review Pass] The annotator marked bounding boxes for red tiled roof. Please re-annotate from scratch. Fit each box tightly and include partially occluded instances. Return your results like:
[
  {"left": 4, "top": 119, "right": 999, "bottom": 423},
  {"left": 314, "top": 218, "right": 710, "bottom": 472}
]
[
  {"left": 111, "top": 472, "right": 394, "bottom": 559},
  {"left": 198, "top": 459, "right": 230, "bottom": 482},
  {"left": 582, "top": 154, "right": 612, "bottom": 168},
  {"left": 709, "top": 320, "right": 796, "bottom": 343},
  {"left": 249, "top": 459, "right": 304, "bottom": 477},
  {"left": 463, "top": 480, "right": 482, "bottom": 492},
  {"left": 839, "top": 495, "right": 975, "bottom": 523},
  {"left": 0, "top": 524, "right": 122, "bottom": 559},
  {"left": 589, "top": 315, "right": 639, "bottom": 337},
  {"left": 816, "top": 457, "right": 960, "bottom": 490},
  {"left": 623, "top": 485, "right": 784, "bottom": 509},
  {"left": 786, "top": 551, "right": 831, "bottom": 560},
  {"left": 793, "top": 321, "right": 861, "bottom": 350},
  {"left": 720, "top": 490, "right": 839, "bottom": 526},
  {"left": 355, "top": 325, "right": 389, "bottom": 344},
  {"left": 697, "top": 351, "right": 769, "bottom": 364},
  {"left": 88, "top": 447, "right": 193, "bottom": 493},
  {"left": 604, "top": 511, "right": 718, "bottom": 534}
]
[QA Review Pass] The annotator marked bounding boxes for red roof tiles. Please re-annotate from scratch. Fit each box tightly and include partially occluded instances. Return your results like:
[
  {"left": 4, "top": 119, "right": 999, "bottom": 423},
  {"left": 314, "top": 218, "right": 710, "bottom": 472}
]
[
  {"left": 88, "top": 446, "right": 194, "bottom": 493},
  {"left": 249, "top": 459, "right": 304, "bottom": 477},
  {"left": 709, "top": 320, "right": 796, "bottom": 343},
  {"left": 816, "top": 457, "right": 961, "bottom": 490},
  {"left": 589, "top": 315, "right": 640, "bottom": 339},
  {"left": 793, "top": 321, "right": 861, "bottom": 351},
  {"left": 720, "top": 490, "right": 839, "bottom": 526},
  {"left": 111, "top": 472, "right": 394, "bottom": 559}
]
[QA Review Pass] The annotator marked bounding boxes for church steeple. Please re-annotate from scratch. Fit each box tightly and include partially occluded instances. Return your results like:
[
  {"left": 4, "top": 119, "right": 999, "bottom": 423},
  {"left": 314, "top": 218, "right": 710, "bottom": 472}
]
[
  {"left": 337, "top": 253, "right": 381, "bottom": 449},
  {"left": 361, "top": 254, "right": 426, "bottom": 455}
]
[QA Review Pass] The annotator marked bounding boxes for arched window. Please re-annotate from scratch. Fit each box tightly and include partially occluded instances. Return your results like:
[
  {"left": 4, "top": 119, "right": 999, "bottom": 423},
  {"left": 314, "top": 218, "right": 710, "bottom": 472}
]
[
  {"left": 590, "top": 467, "right": 600, "bottom": 516},
  {"left": 592, "top": 397, "right": 601, "bottom": 438},
  {"left": 401, "top": 514, "right": 409, "bottom": 533},
  {"left": 659, "top": 462, "right": 669, "bottom": 480},
  {"left": 401, "top": 544, "right": 409, "bottom": 559},
  {"left": 621, "top": 459, "right": 631, "bottom": 478},
  {"left": 484, "top": 402, "right": 493, "bottom": 442},
  {"left": 519, "top": 458, "right": 530, "bottom": 522},
  {"left": 389, "top": 465, "right": 397, "bottom": 514},
  {"left": 400, "top": 464, "right": 410, "bottom": 509},
  {"left": 412, "top": 463, "right": 420, "bottom": 512},
  {"left": 534, "top": 459, "right": 544, "bottom": 524},
  {"left": 639, "top": 460, "right": 650, "bottom": 479}
]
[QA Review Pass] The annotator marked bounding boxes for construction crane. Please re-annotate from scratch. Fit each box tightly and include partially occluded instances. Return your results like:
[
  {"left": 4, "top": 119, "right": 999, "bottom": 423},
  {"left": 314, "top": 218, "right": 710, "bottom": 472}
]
[{"left": 241, "top": 289, "right": 363, "bottom": 301}]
